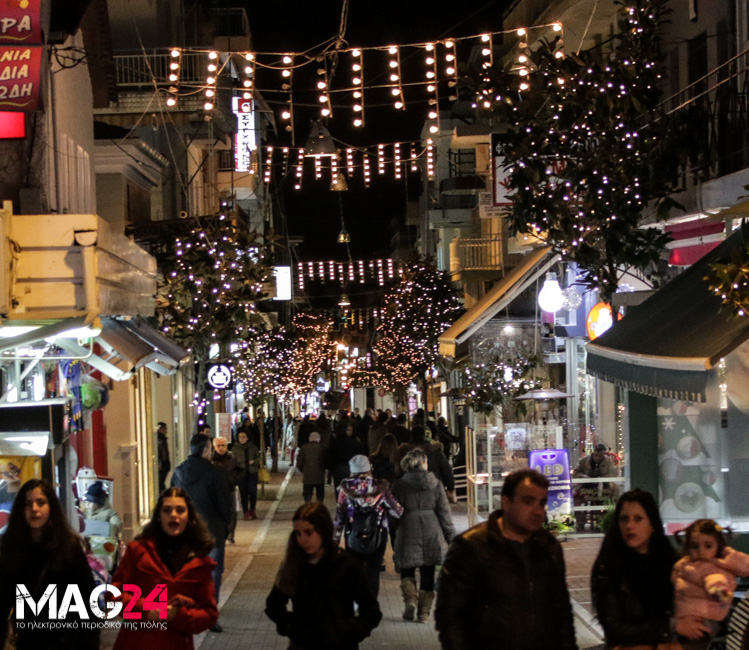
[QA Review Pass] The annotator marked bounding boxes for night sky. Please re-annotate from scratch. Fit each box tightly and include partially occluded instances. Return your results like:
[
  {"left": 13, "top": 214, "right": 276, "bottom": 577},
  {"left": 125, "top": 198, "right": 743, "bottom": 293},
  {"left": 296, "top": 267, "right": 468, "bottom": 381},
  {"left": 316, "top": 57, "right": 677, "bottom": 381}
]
[{"left": 243, "top": 1, "right": 508, "bottom": 260}]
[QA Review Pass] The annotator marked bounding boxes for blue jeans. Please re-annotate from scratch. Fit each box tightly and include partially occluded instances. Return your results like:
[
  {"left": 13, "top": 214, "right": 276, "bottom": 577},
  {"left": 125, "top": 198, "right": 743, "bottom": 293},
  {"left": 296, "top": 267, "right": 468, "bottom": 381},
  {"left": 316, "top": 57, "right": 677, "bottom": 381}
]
[{"left": 209, "top": 544, "right": 225, "bottom": 603}]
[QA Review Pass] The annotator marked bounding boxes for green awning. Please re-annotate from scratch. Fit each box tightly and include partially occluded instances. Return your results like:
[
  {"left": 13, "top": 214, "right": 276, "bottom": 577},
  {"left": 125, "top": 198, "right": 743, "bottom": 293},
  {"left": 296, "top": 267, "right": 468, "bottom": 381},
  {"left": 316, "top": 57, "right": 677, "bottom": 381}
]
[{"left": 586, "top": 228, "right": 749, "bottom": 403}]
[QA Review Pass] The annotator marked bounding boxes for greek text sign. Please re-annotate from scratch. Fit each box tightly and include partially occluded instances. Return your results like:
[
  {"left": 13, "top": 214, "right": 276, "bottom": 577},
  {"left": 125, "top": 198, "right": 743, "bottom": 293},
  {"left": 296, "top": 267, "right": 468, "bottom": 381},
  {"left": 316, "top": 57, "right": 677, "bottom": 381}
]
[
  {"left": 0, "top": 0, "right": 43, "bottom": 45},
  {"left": 0, "top": 45, "right": 42, "bottom": 111}
]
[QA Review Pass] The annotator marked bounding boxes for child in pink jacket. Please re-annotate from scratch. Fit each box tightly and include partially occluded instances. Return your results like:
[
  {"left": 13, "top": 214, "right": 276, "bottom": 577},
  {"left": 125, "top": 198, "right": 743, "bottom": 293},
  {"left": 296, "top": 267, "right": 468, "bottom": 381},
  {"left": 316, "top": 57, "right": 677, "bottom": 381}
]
[{"left": 672, "top": 519, "right": 749, "bottom": 649}]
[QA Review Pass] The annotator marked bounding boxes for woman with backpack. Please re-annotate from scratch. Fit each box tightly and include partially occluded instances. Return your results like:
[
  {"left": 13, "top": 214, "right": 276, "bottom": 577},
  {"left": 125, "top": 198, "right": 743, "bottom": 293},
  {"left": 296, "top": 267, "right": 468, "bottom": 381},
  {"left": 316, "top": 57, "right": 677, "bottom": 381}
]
[
  {"left": 392, "top": 448, "right": 455, "bottom": 624},
  {"left": 266, "top": 502, "right": 382, "bottom": 650},
  {"left": 334, "top": 454, "right": 403, "bottom": 597}
]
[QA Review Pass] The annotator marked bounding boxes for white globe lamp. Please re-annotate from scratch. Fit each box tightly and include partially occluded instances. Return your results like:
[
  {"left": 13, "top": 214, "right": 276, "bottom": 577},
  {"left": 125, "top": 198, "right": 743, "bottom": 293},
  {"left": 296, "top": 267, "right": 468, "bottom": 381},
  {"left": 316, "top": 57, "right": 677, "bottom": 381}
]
[{"left": 538, "top": 272, "right": 565, "bottom": 313}]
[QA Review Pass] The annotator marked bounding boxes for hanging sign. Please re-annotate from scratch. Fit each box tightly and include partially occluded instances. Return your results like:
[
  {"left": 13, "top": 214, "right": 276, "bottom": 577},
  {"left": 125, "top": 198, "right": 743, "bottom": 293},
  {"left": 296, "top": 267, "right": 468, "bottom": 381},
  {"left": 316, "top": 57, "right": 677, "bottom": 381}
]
[
  {"left": 232, "top": 96, "right": 255, "bottom": 172},
  {"left": 529, "top": 449, "right": 572, "bottom": 519},
  {"left": 492, "top": 133, "right": 514, "bottom": 207},
  {"left": 0, "top": 45, "right": 43, "bottom": 111},
  {"left": 0, "top": 0, "right": 44, "bottom": 45},
  {"left": 206, "top": 363, "right": 233, "bottom": 390}
]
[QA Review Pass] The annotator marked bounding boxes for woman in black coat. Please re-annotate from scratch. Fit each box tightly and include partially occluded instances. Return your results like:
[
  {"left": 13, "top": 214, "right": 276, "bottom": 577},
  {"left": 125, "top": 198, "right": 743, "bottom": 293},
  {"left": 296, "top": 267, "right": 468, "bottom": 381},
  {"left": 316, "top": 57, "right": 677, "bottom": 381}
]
[
  {"left": 0, "top": 479, "right": 99, "bottom": 650},
  {"left": 591, "top": 488, "right": 709, "bottom": 648},
  {"left": 265, "top": 502, "right": 382, "bottom": 650}
]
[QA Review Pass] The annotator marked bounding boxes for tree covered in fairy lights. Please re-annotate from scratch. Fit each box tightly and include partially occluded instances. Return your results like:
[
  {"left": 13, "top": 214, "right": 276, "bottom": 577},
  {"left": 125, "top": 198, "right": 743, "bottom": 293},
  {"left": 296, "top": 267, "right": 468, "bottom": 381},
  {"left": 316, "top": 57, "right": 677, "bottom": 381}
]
[
  {"left": 232, "top": 314, "right": 334, "bottom": 402},
  {"left": 478, "top": 0, "right": 679, "bottom": 304},
  {"left": 463, "top": 351, "right": 541, "bottom": 417},
  {"left": 365, "top": 255, "right": 462, "bottom": 392},
  {"left": 157, "top": 217, "right": 273, "bottom": 416}
]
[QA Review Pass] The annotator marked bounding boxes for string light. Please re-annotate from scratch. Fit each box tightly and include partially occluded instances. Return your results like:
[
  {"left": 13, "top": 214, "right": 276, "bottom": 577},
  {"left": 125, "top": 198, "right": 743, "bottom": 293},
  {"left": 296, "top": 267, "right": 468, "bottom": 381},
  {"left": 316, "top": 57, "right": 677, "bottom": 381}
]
[{"left": 351, "top": 49, "right": 365, "bottom": 127}]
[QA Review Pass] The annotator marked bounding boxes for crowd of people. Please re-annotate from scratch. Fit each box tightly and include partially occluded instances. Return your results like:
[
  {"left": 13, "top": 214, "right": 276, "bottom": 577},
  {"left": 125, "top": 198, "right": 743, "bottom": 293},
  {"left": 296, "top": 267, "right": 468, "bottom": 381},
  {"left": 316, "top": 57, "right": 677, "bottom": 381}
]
[{"left": 1, "top": 409, "right": 748, "bottom": 650}]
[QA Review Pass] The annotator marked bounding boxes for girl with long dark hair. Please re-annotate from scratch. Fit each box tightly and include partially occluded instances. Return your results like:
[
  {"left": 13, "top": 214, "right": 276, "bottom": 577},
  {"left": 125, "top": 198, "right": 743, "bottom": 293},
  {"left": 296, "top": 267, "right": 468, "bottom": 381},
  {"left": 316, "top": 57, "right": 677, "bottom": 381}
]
[
  {"left": 591, "top": 488, "right": 709, "bottom": 648},
  {"left": 0, "top": 478, "right": 99, "bottom": 649},
  {"left": 110, "top": 487, "right": 218, "bottom": 650},
  {"left": 266, "top": 502, "right": 382, "bottom": 650}
]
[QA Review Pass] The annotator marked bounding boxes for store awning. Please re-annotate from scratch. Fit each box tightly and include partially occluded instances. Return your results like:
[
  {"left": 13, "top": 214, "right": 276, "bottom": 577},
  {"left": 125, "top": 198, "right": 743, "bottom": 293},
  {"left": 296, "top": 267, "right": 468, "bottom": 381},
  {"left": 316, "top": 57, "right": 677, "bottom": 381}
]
[
  {"left": 586, "top": 228, "right": 749, "bottom": 402},
  {"left": 0, "top": 317, "right": 189, "bottom": 382},
  {"left": 439, "top": 246, "right": 559, "bottom": 357}
]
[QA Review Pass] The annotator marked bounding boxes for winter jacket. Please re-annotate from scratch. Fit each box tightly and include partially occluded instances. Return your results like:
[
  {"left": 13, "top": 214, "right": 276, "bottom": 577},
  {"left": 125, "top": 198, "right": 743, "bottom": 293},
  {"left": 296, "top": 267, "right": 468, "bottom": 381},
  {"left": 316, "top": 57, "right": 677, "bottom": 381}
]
[
  {"left": 296, "top": 441, "right": 329, "bottom": 485},
  {"left": 391, "top": 469, "right": 455, "bottom": 571},
  {"left": 85, "top": 502, "right": 123, "bottom": 537},
  {"left": 265, "top": 547, "right": 382, "bottom": 650},
  {"left": 171, "top": 455, "right": 233, "bottom": 546},
  {"left": 591, "top": 541, "right": 676, "bottom": 647},
  {"left": 399, "top": 442, "right": 455, "bottom": 491},
  {"left": 369, "top": 452, "right": 399, "bottom": 485},
  {"left": 435, "top": 510, "right": 577, "bottom": 650},
  {"left": 211, "top": 450, "right": 242, "bottom": 488},
  {"left": 232, "top": 439, "right": 261, "bottom": 475},
  {"left": 673, "top": 548, "right": 749, "bottom": 622},
  {"left": 573, "top": 453, "right": 618, "bottom": 478},
  {"left": 0, "top": 540, "right": 99, "bottom": 650},
  {"left": 367, "top": 422, "right": 388, "bottom": 456},
  {"left": 334, "top": 476, "right": 403, "bottom": 541},
  {"left": 112, "top": 538, "right": 218, "bottom": 650}
]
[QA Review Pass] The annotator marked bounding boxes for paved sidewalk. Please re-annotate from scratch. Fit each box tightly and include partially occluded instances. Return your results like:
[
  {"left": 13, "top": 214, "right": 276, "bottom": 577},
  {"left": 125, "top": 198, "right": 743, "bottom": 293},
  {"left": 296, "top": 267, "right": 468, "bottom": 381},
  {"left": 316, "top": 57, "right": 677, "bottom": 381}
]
[
  {"left": 194, "top": 461, "right": 605, "bottom": 650},
  {"left": 102, "top": 459, "right": 605, "bottom": 649}
]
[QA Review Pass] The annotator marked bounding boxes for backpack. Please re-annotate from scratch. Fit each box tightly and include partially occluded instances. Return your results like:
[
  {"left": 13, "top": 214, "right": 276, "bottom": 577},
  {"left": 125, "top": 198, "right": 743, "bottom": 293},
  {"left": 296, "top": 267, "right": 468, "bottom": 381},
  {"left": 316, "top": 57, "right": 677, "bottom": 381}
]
[{"left": 345, "top": 504, "right": 383, "bottom": 555}]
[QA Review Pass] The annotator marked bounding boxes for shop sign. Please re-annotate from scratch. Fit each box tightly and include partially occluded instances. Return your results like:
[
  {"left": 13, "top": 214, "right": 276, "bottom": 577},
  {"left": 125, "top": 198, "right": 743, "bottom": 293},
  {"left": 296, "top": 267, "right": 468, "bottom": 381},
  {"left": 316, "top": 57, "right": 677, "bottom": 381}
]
[
  {"left": 206, "top": 363, "right": 233, "bottom": 390},
  {"left": 0, "top": 0, "right": 44, "bottom": 45},
  {"left": 232, "top": 96, "right": 255, "bottom": 172},
  {"left": 0, "top": 45, "right": 43, "bottom": 111},
  {"left": 529, "top": 449, "right": 573, "bottom": 518},
  {"left": 491, "top": 133, "right": 513, "bottom": 207},
  {"left": 586, "top": 302, "right": 620, "bottom": 340}
]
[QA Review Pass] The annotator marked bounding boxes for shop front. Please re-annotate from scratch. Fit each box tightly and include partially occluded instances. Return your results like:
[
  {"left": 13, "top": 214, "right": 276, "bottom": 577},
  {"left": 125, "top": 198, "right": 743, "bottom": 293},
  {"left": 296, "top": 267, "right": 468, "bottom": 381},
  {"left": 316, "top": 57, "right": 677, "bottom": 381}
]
[{"left": 586, "top": 229, "right": 749, "bottom": 541}]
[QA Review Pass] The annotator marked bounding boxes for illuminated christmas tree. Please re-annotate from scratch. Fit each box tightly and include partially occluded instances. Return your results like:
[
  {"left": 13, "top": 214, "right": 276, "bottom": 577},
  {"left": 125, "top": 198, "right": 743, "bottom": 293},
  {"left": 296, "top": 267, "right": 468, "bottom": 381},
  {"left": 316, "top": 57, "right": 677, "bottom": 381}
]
[
  {"left": 369, "top": 255, "right": 461, "bottom": 391},
  {"left": 158, "top": 217, "right": 273, "bottom": 361},
  {"left": 480, "top": 0, "right": 680, "bottom": 303}
]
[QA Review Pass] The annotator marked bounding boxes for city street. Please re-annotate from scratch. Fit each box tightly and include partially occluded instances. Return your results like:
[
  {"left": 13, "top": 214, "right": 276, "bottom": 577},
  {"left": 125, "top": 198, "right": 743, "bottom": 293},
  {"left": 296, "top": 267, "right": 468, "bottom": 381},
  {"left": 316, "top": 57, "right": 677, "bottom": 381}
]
[{"left": 106, "top": 461, "right": 605, "bottom": 650}]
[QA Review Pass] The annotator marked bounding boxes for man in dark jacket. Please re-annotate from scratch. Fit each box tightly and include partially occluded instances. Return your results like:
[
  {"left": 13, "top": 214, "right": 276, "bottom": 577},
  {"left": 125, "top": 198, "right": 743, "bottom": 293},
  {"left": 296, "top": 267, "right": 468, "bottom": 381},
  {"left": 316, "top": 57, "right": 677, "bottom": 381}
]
[
  {"left": 172, "top": 433, "right": 233, "bottom": 632},
  {"left": 211, "top": 436, "right": 242, "bottom": 543},
  {"left": 156, "top": 421, "right": 170, "bottom": 493},
  {"left": 434, "top": 468, "right": 577, "bottom": 650}
]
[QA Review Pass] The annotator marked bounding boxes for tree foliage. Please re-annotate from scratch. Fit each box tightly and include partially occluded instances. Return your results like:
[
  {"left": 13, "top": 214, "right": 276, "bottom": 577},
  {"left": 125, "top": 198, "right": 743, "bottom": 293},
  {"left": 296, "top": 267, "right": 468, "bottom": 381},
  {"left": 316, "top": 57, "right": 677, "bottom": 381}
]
[
  {"left": 366, "top": 255, "right": 462, "bottom": 391},
  {"left": 479, "top": 0, "right": 680, "bottom": 303},
  {"left": 157, "top": 217, "right": 273, "bottom": 362}
]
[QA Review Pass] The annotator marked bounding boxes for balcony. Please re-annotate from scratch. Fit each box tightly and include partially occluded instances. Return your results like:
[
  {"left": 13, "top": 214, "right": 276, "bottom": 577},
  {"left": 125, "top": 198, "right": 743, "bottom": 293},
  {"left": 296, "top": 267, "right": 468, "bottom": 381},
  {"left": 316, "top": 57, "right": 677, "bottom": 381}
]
[
  {"left": 94, "top": 51, "right": 233, "bottom": 128},
  {"left": 449, "top": 236, "right": 504, "bottom": 281},
  {"left": 663, "top": 46, "right": 749, "bottom": 197}
]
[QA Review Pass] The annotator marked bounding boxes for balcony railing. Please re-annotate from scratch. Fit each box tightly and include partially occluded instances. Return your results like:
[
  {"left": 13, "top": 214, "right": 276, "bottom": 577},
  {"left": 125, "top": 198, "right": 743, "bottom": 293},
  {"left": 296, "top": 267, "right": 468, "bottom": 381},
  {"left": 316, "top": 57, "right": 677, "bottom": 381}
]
[
  {"left": 662, "top": 46, "right": 749, "bottom": 184},
  {"left": 112, "top": 52, "right": 209, "bottom": 87},
  {"left": 449, "top": 236, "right": 504, "bottom": 274}
]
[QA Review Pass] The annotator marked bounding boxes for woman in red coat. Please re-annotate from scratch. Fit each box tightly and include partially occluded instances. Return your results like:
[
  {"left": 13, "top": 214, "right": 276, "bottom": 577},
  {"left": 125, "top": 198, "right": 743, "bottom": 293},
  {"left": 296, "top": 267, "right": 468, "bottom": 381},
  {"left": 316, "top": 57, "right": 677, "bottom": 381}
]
[{"left": 111, "top": 487, "right": 218, "bottom": 650}]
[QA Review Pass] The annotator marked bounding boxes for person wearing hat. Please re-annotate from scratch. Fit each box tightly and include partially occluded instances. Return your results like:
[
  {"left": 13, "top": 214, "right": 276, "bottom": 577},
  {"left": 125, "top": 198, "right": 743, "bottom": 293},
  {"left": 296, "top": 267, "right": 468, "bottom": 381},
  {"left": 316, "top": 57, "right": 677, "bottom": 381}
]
[
  {"left": 296, "top": 431, "right": 329, "bottom": 503},
  {"left": 82, "top": 480, "right": 123, "bottom": 537},
  {"left": 333, "top": 454, "right": 403, "bottom": 598}
]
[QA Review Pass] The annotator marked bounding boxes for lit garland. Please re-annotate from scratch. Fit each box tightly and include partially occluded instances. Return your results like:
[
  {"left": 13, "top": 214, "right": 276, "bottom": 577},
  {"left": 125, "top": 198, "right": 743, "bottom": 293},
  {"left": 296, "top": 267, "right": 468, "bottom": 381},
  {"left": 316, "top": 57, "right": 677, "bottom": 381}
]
[
  {"left": 232, "top": 314, "right": 334, "bottom": 400},
  {"left": 479, "top": 0, "right": 679, "bottom": 304},
  {"left": 365, "top": 255, "right": 462, "bottom": 390},
  {"left": 157, "top": 215, "right": 272, "bottom": 362},
  {"left": 296, "top": 258, "right": 401, "bottom": 289},
  {"left": 463, "top": 356, "right": 541, "bottom": 416},
  {"left": 706, "top": 223, "right": 749, "bottom": 318}
]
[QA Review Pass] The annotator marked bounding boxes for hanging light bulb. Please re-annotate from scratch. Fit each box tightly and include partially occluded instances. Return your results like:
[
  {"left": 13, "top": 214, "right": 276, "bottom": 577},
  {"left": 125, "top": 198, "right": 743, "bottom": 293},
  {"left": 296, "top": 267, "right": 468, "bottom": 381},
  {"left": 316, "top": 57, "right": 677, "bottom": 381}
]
[
  {"left": 538, "top": 272, "right": 565, "bottom": 313},
  {"left": 338, "top": 293, "right": 351, "bottom": 308},
  {"left": 337, "top": 228, "right": 351, "bottom": 243}
]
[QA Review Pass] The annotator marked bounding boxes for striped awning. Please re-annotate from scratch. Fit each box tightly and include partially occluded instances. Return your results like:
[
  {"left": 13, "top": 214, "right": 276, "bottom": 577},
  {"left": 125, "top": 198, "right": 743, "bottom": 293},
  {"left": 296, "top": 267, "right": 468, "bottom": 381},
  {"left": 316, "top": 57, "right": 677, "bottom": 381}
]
[{"left": 586, "top": 229, "right": 749, "bottom": 402}]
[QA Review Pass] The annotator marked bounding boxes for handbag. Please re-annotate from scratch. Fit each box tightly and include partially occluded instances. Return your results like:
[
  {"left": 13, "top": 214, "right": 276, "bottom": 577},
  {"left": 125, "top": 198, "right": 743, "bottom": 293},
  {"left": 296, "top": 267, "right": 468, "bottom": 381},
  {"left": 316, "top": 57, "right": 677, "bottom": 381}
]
[
  {"left": 4, "top": 607, "right": 17, "bottom": 650},
  {"left": 258, "top": 466, "right": 271, "bottom": 484}
]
